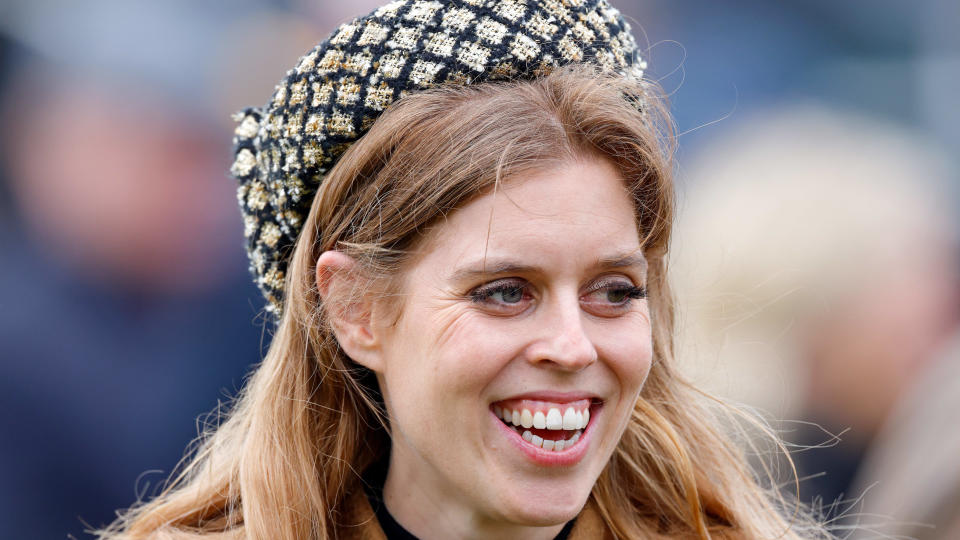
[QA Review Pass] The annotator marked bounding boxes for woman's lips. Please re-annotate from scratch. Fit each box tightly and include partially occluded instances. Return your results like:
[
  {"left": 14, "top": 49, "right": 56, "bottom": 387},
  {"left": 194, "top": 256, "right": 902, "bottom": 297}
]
[{"left": 490, "top": 397, "right": 602, "bottom": 466}]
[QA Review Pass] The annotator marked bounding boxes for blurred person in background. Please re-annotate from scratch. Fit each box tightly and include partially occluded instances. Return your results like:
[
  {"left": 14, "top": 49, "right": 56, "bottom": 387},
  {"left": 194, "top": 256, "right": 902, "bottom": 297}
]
[
  {"left": 0, "top": 60, "right": 260, "bottom": 540},
  {"left": 0, "top": 1, "right": 320, "bottom": 537},
  {"left": 671, "top": 105, "right": 960, "bottom": 531},
  {"left": 847, "top": 330, "right": 960, "bottom": 540}
]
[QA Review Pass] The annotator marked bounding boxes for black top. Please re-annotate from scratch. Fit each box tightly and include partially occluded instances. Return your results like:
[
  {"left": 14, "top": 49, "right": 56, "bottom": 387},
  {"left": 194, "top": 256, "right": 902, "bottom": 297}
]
[{"left": 362, "top": 460, "right": 576, "bottom": 540}]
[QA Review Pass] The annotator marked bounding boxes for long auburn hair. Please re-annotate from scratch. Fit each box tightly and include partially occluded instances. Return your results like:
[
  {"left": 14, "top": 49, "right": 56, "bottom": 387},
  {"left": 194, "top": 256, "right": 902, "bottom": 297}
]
[{"left": 101, "top": 66, "right": 826, "bottom": 539}]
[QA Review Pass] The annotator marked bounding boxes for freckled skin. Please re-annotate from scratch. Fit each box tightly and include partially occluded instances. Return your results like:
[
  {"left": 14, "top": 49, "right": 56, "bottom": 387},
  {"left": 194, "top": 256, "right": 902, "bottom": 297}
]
[{"left": 374, "top": 158, "right": 653, "bottom": 540}]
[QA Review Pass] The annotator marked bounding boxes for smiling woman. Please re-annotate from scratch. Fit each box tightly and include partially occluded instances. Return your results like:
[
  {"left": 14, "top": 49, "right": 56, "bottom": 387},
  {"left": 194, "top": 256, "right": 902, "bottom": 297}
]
[
  {"left": 101, "top": 1, "right": 828, "bottom": 539},
  {"left": 320, "top": 159, "right": 655, "bottom": 537}
]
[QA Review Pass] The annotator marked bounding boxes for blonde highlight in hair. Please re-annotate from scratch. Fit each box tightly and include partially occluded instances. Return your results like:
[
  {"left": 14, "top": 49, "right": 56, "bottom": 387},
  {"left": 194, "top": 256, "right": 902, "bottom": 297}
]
[{"left": 100, "top": 65, "right": 826, "bottom": 539}]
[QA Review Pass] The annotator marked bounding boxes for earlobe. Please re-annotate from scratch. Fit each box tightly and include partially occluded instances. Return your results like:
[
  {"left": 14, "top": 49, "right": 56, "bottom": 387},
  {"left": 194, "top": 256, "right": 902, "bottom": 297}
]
[{"left": 315, "top": 251, "right": 384, "bottom": 372}]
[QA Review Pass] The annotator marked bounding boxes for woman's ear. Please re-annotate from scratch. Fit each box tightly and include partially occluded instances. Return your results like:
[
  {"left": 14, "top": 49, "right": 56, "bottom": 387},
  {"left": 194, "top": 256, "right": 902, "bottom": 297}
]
[{"left": 315, "top": 251, "right": 385, "bottom": 373}]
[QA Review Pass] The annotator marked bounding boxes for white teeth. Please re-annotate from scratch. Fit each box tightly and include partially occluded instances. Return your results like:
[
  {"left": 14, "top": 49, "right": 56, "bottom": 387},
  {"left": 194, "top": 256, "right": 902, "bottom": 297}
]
[
  {"left": 513, "top": 425, "right": 583, "bottom": 452},
  {"left": 495, "top": 402, "right": 594, "bottom": 450},
  {"left": 545, "top": 408, "right": 563, "bottom": 430}
]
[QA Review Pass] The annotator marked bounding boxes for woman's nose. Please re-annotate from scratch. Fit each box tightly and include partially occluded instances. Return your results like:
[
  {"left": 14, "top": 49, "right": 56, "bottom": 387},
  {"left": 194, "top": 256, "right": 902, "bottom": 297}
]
[{"left": 524, "top": 297, "right": 598, "bottom": 372}]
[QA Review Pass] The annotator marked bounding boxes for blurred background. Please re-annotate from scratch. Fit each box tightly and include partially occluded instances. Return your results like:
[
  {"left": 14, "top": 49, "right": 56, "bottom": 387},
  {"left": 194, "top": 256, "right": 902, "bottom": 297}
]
[{"left": 0, "top": 0, "right": 956, "bottom": 538}]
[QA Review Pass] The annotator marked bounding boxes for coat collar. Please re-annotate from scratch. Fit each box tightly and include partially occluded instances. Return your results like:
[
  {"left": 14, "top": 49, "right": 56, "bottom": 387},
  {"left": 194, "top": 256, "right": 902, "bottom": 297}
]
[{"left": 337, "top": 488, "right": 613, "bottom": 540}]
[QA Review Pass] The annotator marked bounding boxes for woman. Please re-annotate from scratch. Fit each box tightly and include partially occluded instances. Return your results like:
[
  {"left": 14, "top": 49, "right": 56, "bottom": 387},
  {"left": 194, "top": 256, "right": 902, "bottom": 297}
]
[{"left": 103, "top": 1, "right": 826, "bottom": 538}]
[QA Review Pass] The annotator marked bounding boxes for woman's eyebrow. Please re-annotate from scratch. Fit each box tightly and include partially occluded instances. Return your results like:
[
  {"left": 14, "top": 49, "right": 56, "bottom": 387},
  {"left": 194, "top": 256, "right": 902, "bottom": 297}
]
[
  {"left": 449, "top": 259, "right": 539, "bottom": 282},
  {"left": 596, "top": 253, "right": 648, "bottom": 272},
  {"left": 449, "top": 253, "right": 647, "bottom": 282}
]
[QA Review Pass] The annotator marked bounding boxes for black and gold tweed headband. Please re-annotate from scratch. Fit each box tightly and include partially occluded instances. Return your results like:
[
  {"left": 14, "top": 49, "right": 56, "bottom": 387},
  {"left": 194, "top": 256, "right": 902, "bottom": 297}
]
[{"left": 230, "top": 0, "right": 647, "bottom": 317}]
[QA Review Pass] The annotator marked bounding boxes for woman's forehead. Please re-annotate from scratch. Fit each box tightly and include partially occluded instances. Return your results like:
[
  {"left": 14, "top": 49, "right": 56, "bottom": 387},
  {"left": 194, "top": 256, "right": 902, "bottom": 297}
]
[{"left": 412, "top": 158, "right": 644, "bottom": 275}]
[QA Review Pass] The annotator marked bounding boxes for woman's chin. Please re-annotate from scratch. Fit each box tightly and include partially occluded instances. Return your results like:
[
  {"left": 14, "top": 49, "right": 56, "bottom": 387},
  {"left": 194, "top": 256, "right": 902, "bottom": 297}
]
[{"left": 493, "top": 486, "right": 590, "bottom": 527}]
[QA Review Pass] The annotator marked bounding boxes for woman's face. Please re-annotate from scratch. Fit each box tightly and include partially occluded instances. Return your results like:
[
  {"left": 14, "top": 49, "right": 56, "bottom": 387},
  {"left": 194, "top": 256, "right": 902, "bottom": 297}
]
[{"left": 373, "top": 157, "right": 653, "bottom": 533}]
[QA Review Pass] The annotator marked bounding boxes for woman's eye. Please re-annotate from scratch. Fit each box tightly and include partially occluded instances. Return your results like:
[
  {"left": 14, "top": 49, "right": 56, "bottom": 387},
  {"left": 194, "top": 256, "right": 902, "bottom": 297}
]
[
  {"left": 582, "top": 281, "right": 647, "bottom": 314},
  {"left": 495, "top": 287, "right": 525, "bottom": 303},
  {"left": 468, "top": 278, "right": 645, "bottom": 315},
  {"left": 469, "top": 280, "right": 532, "bottom": 310},
  {"left": 604, "top": 287, "right": 631, "bottom": 303}
]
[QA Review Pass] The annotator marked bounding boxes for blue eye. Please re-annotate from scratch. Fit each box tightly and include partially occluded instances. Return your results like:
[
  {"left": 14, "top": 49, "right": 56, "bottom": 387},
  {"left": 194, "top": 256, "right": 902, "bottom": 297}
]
[
  {"left": 492, "top": 286, "right": 524, "bottom": 303},
  {"left": 580, "top": 280, "right": 647, "bottom": 316},
  {"left": 471, "top": 281, "right": 528, "bottom": 305}
]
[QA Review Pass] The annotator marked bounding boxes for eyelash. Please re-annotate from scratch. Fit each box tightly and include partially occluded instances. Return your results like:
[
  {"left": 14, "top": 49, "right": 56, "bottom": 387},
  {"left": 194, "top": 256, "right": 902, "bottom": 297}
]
[
  {"left": 584, "top": 277, "right": 647, "bottom": 300},
  {"left": 468, "top": 278, "right": 647, "bottom": 310},
  {"left": 469, "top": 279, "right": 530, "bottom": 305}
]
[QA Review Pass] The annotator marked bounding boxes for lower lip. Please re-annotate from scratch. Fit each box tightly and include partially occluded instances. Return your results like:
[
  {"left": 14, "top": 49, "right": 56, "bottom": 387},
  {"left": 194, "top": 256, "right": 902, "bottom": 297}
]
[{"left": 492, "top": 406, "right": 597, "bottom": 467}]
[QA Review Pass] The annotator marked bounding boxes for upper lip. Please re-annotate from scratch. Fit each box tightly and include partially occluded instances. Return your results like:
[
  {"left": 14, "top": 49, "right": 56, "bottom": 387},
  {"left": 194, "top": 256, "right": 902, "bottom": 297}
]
[{"left": 493, "top": 390, "right": 602, "bottom": 403}]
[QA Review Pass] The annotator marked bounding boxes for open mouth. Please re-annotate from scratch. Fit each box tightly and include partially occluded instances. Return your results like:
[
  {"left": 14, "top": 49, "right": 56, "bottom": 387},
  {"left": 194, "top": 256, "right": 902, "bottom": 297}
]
[{"left": 491, "top": 398, "right": 596, "bottom": 452}]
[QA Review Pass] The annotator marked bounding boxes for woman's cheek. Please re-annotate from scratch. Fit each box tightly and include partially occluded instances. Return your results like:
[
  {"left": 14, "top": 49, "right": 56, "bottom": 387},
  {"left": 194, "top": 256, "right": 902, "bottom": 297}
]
[
  {"left": 596, "top": 317, "right": 653, "bottom": 379},
  {"left": 436, "top": 313, "right": 527, "bottom": 368}
]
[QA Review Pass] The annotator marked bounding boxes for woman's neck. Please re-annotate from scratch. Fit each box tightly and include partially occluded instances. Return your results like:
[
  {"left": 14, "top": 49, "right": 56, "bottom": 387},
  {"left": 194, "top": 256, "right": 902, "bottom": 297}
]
[{"left": 382, "top": 455, "right": 567, "bottom": 540}]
